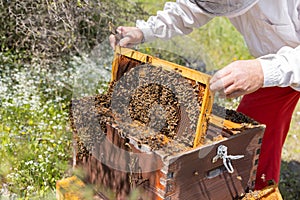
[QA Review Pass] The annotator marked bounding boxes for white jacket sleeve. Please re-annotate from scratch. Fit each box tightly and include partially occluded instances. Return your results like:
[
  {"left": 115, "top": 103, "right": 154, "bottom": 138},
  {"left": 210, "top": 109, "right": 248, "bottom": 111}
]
[
  {"left": 259, "top": 45, "right": 300, "bottom": 91},
  {"left": 136, "top": 0, "right": 212, "bottom": 42}
]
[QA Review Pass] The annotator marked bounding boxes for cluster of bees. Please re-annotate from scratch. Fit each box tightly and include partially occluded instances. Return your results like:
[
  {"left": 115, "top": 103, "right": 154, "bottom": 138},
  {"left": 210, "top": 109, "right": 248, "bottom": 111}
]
[
  {"left": 71, "top": 64, "right": 209, "bottom": 156},
  {"left": 128, "top": 83, "right": 179, "bottom": 138},
  {"left": 110, "top": 64, "right": 208, "bottom": 150},
  {"left": 212, "top": 104, "right": 258, "bottom": 125},
  {"left": 224, "top": 109, "right": 259, "bottom": 125},
  {"left": 70, "top": 82, "right": 116, "bottom": 158}
]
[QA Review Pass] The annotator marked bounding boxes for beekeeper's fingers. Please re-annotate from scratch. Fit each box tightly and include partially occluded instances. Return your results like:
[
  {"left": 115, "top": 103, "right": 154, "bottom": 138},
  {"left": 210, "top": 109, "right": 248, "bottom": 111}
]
[
  {"left": 119, "top": 35, "right": 135, "bottom": 47},
  {"left": 118, "top": 27, "right": 144, "bottom": 47},
  {"left": 109, "top": 34, "right": 117, "bottom": 50}
]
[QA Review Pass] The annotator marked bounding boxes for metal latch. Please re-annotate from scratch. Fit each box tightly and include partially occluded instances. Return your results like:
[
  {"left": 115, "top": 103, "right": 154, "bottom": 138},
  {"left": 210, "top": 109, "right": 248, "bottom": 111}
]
[{"left": 212, "top": 145, "right": 244, "bottom": 173}]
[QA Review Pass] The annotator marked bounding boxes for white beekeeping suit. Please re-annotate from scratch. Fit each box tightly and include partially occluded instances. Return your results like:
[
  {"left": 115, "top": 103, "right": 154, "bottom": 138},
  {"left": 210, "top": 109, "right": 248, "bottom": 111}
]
[{"left": 136, "top": 0, "right": 300, "bottom": 91}]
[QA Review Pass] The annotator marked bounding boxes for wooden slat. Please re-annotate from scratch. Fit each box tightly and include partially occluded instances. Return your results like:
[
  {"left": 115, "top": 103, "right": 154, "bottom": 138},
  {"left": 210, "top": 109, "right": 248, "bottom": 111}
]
[
  {"left": 194, "top": 86, "right": 214, "bottom": 147},
  {"left": 113, "top": 47, "right": 211, "bottom": 85},
  {"left": 209, "top": 114, "right": 245, "bottom": 130}
]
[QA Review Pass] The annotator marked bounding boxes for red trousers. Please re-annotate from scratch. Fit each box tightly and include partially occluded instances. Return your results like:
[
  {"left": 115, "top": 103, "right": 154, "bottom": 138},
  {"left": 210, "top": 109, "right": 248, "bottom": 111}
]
[{"left": 237, "top": 87, "right": 300, "bottom": 190}]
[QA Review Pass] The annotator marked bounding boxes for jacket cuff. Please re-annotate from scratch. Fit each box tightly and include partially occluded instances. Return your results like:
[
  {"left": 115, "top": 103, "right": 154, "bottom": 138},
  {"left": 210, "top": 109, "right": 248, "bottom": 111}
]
[
  {"left": 136, "top": 19, "right": 157, "bottom": 43},
  {"left": 258, "top": 56, "right": 282, "bottom": 87}
]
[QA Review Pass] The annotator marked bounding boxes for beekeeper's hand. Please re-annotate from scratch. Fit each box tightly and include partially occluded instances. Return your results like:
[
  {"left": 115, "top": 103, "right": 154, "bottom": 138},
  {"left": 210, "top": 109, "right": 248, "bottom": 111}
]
[
  {"left": 210, "top": 59, "right": 264, "bottom": 98},
  {"left": 109, "top": 26, "right": 144, "bottom": 50}
]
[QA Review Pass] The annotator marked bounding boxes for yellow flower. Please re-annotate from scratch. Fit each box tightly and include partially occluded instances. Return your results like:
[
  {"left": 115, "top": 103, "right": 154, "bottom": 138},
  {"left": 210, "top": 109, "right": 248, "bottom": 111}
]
[
  {"left": 28, "top": 119, "right": 34, "bottom": 125},
  {"left": 5, "top": 126, "right": 11, "bottom": 132}
]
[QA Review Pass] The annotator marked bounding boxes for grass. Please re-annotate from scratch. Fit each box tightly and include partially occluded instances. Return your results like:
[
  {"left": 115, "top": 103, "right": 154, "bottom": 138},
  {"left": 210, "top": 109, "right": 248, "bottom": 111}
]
[
  {"left": 0, "top": 44, "right": 113, "bottom": 198},
  {"left": 280, "top": 103, "right": 300, "bottom": 199},
  {"left": 0, "top": 55, "right": 73, "bottom": 199},
  {"left": 282, "top": 103, "right": 300, "bottom": 161}
]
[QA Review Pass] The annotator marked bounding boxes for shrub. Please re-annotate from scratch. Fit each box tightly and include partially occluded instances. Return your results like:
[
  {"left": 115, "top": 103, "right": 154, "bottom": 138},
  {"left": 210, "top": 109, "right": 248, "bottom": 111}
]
[{"left": 0, "top": 0, "right": 147, "bottom": 63}]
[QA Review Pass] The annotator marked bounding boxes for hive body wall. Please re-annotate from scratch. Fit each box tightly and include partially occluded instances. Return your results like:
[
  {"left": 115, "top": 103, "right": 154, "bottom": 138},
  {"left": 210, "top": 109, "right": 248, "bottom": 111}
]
[{"left": 67, "top": 48, "right": 265, "bottom": 200}]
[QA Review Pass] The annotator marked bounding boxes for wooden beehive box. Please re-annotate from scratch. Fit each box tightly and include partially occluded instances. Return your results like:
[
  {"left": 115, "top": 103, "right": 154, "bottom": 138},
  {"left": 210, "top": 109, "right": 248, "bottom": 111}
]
[{"left": 69, "top": 48, "right": 265, "bottom": 200}]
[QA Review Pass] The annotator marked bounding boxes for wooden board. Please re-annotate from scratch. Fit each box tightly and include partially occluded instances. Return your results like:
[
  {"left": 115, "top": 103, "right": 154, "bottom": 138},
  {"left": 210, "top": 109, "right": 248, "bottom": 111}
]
[{"left": 74, "top": 121, "right": 264, "bottom": 200}]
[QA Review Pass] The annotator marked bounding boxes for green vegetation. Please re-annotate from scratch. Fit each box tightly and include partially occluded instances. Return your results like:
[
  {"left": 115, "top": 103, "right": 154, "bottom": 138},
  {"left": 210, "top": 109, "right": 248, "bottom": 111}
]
[
  {"left": 0, "top": 0, "right": 299, "bottom": 199},
  {"left": 0, "top": 51, "right": 77, "bottom": 199},
  {"left": 0, "top": 0, "right": 146, "bottom": 199},
  {"left": 280, "top": 103, "right": 300, "bottom": 199},
  {"left": 190, "top": 17, "right": 253, "bottom": 68}
]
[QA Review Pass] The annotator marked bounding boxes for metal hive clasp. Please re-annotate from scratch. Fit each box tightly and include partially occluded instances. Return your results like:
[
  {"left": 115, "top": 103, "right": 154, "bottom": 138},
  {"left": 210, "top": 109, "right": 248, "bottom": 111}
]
[{"left": 212, "top": 145, "right": 244, "bottom": 173}]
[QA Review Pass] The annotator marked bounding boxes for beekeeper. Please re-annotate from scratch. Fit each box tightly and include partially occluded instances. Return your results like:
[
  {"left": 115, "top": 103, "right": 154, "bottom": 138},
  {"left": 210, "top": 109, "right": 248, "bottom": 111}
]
[{"left": 109, "top": 0, "right": 300, "bottom": 191}]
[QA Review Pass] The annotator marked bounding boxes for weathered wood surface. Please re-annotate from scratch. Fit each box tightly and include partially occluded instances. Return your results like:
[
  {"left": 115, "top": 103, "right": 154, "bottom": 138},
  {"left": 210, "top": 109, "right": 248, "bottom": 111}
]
[
  {"left": 68, "top": 47, "right": 265, "bottom": 200},
  {"left": 75, "top": 121, "right": 264, "bottom": 200}
]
